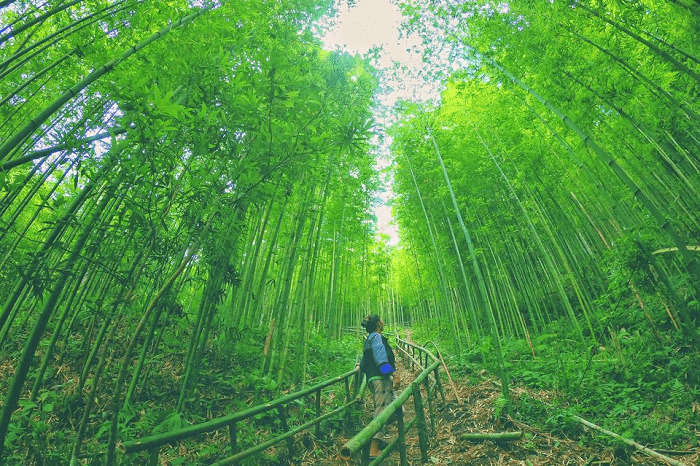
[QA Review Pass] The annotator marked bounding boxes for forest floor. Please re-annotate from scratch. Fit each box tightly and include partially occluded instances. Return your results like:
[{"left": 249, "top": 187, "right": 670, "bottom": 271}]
[{"left": 302, "top": 333, "right": 700, "bottom": 466}]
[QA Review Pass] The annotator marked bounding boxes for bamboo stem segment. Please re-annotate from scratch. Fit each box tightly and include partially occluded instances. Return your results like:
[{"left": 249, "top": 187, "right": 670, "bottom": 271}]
[
  {"left": 462, "top": 431, "right": 523, "bottom": 441},
  {"left": 571, "top": 415, "right": 685, "bottom": 466}
]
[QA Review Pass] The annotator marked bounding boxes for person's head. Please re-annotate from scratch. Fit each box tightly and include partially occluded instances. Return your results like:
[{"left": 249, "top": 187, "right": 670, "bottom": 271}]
[{"left": 361, "top": 315, "right": 384, "bottom": 334}]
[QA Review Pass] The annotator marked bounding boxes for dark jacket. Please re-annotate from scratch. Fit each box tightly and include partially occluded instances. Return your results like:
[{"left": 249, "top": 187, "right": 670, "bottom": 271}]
[{"left": 360, "top": 332, "right": 395, "bottom": 379}]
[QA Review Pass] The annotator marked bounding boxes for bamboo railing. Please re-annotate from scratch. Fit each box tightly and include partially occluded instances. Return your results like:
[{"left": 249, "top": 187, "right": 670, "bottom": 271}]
[
  {"left": 121, "top": 368, "right": 366, "bottom": 465},
  {"left": 339, "top": 335, "right": 446, "bottom": 465}
]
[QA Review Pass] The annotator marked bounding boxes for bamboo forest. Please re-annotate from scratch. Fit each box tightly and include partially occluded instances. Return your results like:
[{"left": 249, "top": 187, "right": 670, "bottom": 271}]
[{"left": 0, "top": 0, "right": 698, "bottom": 464}]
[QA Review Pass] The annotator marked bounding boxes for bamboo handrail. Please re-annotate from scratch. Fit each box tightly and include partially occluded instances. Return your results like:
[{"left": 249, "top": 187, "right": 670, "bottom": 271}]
[
  {"left": 394, "top": 341, "right": 427, "bottom": 371},
  {"left": 121, "top": 367, "right": 363, "bottom": 460},
  {"left": 339, "top": 359, "right": 440, "bottom": 460},
  {"left": 340, "top": 336, "right": 445, "bottom": 463},
  {"left": 212, "top": 400, "right": 358, "bottom": 465},
  {"left": 397, "top": 336, "right": 446, "bottom": 402}
]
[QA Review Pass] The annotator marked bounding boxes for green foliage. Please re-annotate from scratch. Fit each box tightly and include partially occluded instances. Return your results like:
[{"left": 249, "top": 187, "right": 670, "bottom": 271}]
[
  {"left": 602, "top": 229, "right": 658, "bottom": 293},
  {"left": 4, "top": 390, "right": 73, "bottom": 464},
  {"left": 0, "top": 0, "right": 698, "bottom": 462},
  {"left": 502, "top": 320, "right": 698, "bottom": 448},
  {"left": 493, "top": 395, "right": 509, "bottom": 421}
]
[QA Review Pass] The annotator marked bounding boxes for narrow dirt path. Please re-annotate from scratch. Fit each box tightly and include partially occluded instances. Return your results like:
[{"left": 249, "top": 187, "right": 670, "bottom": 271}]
[{"left": 307, "top": 331, "right": 699, "bottom": 465}]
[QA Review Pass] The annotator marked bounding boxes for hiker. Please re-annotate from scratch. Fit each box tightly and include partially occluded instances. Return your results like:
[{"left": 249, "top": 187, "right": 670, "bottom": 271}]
[{"left": 360, "top": 314, "right": 401, "bottom": 458}]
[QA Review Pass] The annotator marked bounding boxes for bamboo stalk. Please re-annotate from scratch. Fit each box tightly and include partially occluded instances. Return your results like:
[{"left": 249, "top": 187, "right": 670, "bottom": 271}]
[
  {"left": 465, "top": 46, "right": 700, "bottom": 298},
  {"left": 462, "top": 431, "right": 522, "bottom": 441},
  {"left": 571, "top": 415, "right": 685, "bottom": 466},
  {"left": 652, "top": 246, "right": 700, "bottom": 255},
  {"left": 0, "top": 0, "right": 82, "bottom": 45},
  {"left": 573, "top": 1, "right": 700, "bottom": 85},
  {"left": 0, "top": 127, "right": 128, "bottom": 171},
  {"left": 0, "top": 6, "right": 209, "bottom": 162},
  {"left": 0, "top": 181, "right": 118, "bottom": 457}
]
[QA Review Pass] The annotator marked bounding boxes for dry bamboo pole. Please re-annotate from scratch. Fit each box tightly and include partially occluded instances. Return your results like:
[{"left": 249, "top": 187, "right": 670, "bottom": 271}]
[
  {"left": 425, "top": 340, "right": 461, "bottom": 403},
  {"left": 462, "top": 431, "right": 522, "bottom": 441},
  {"left": 653, "top": 246, "right": 700, "bottom": 255},
  {"left": 571, "top": 415, "right": 686, "bottom": 466}
]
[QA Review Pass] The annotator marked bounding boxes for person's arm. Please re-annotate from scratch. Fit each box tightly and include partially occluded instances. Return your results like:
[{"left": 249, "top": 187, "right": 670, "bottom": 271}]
[{"left": 370, "top": 334, "right": 394, "bottom": 374}]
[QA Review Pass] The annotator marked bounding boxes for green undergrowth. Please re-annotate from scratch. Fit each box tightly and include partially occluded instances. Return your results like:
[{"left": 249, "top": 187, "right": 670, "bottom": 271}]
[
  {"left": 2, "top": 326, "right": 362, "bottom": 465},
  {"left": 410, "top": 313, "right": 700, "bottom": 452},
  {"left": 120, "top": 327, "right": 362, "bottom": 464}
]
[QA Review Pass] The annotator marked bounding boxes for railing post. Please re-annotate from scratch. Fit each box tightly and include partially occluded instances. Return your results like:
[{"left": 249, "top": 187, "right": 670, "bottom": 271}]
[
  {"left": 433, "top": 367, "right": 446, "bottom": 402},
  {"left": 277, "top": 406, "right": 295, "bottom": 460},
  {"left": 396, "top": 398, "right": 408, "bottom": 466},
  {"left": 412, "top": 381, "right": 429, "bottom": 463},
  {"left": 344, "top": 377, "right": 351, "bottom": 432},
  {"left": 423, "top": 376, "right": 435, "bottom": 435},
  {"left": 353, "top": 368, "right": 360, "bottom": 397},
  {"left": 411, "top": 346, "right": 415, "bottom": 371},
  {"left": 228, "top": 421, "right": 238, "bottom": 463},
  {"left": 315, "top": 388, "right": 322, "bottom": 438}
]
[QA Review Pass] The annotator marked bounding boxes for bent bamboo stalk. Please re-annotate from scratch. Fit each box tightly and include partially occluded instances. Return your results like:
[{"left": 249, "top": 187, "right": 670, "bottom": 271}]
[
  {"left": 571, "top": 415, "right": 685, "bottom": 466},
  {"left": 426, "top": 340, "right": 462, "bottom": 403}
]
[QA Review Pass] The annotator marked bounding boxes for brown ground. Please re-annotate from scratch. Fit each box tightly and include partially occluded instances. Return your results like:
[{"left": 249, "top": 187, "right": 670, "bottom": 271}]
[{"left": 301, "top": 334, "right": 700, "bottom": 466}]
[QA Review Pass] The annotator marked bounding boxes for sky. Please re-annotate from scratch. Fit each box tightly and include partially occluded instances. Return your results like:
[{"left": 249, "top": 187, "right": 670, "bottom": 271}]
[{"left": 320, "top": 0, "right": 438, "bottom": 247}]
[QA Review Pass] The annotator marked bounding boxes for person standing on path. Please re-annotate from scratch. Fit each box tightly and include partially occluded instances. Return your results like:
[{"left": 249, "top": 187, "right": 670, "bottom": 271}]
[{"left": 360, "top": 314, "right": 401, "bottom": 458}]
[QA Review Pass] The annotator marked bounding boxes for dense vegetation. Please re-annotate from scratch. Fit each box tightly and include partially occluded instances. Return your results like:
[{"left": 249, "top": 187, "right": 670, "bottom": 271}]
[
  {"left": 391, "top": 0, "right": 699, "bottom": 454},
  {"left": 0, "top": 0, "right": 698, "bottom": 464}
]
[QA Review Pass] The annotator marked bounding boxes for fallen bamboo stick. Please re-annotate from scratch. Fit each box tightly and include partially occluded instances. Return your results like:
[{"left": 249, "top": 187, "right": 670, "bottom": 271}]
[
  {"left": 570, "top": 415, "right": 686, "bottom": 466},
  {"left": 462, "top": 431, "right": 522, "bottom": 442}
]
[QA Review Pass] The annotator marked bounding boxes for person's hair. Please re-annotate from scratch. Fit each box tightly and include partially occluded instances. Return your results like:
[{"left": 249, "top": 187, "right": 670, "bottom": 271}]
[{"left": 361, "top": 314, "right": 381, "bottom": 333}]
